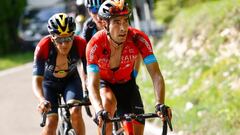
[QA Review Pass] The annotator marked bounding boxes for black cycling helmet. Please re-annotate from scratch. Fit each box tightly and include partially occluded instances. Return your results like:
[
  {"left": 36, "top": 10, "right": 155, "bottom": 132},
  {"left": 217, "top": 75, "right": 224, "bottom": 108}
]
[
  {"left": 98, "top": 0, "right": 131, "bottom": 20},
  {"left": 47, "top": 13, "right": 76, "bottom": 36},
  {"left": 85, "top": 0, "right": 105, "bottom": 8}
]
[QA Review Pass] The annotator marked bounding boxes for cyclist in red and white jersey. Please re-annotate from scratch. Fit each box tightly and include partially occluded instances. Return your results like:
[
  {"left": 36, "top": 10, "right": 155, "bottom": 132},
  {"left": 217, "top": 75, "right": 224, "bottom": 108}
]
[
  {"left": 86, "top": 0, "right": 172, "bottom": 134},
  {"left": 32, "top": 13, "right": 87, "bottom": 135},
  {"left": 82, "top": 0, "right": 141, "bottom": 78}
]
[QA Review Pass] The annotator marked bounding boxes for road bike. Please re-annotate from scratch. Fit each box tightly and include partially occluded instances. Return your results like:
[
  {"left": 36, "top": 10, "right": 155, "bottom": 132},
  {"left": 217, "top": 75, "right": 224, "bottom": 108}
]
[
  {"left": 102, "top": 112, "right": 173, "bottom": 135},
  {"left": 40, "top": 94, "right": 91, "bottom": 135}
]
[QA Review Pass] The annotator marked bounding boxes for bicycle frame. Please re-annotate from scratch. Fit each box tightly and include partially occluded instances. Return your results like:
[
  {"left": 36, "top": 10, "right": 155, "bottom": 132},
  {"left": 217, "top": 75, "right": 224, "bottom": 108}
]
[
  {"left": 112, "top": 121, "right": 124, "bottom": 135},
  {"left": 57, "top": 96, "right": 75, "bottom": 135}
]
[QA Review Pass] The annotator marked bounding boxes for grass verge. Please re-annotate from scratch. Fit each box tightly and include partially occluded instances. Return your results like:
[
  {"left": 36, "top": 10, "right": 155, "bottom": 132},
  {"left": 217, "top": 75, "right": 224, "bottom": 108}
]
[{"left": 0, "top": 51, "right": 33, "bottom": 71}]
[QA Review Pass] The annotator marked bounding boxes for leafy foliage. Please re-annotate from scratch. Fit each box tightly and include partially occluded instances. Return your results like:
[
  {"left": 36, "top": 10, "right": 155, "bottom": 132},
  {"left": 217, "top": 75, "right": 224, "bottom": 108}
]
[
  {"left": 154, "top": 0, "right": 220, "bottom": 24},
  {"left": 138, "top": 0, "right": 240, "bottom": 134},
  {"left": 0, "top": 0, "right": 27, "bottom": 56}
]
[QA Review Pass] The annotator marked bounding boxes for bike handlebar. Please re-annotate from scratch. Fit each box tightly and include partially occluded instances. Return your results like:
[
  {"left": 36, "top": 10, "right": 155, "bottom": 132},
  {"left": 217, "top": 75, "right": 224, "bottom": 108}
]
[
  {"left": 40, "top": 113, "right": 47, "bottom": 127},
  {"left": 106, "top": 113, "right": 158, "bottom": 122},
  {"left": 56, "top": 101, "right": 91, "bottom": 108},
  {"left": 102, "top": 113, "right": 173, "bottom": 135},
  {"left": 40, "top": 101, "right": 91, "bottom": 127}
]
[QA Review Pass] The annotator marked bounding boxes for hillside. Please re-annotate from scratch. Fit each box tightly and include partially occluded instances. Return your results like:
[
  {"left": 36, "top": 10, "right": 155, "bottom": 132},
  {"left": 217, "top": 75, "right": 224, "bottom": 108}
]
[{"left": 138, "top": 0, "right": 240, "bottom": 134}]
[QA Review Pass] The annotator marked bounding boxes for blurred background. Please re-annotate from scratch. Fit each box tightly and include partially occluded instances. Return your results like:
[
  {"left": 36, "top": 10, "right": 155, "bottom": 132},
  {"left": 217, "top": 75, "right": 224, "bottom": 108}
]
[{"left": 0, "top": 0, "right": 239, "bottom": 135}]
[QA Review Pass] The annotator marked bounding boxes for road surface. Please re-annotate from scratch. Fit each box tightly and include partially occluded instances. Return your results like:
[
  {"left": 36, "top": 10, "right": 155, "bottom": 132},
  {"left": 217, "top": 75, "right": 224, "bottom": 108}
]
[{"left": 0, "top": 63, "right": 97, "bottom": 135}]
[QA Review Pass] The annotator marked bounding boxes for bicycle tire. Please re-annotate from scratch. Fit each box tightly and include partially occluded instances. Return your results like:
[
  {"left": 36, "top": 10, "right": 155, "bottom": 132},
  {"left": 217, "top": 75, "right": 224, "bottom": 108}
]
[{"left": 57, "top": 123, "right": 65, "bottom": 135}]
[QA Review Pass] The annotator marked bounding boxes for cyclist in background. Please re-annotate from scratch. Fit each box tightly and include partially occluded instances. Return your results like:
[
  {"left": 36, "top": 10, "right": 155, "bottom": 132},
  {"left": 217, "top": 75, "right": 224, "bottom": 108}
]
[
  {"left": 75, "top": 0, "right": 88, "bottom": 35},
  {"left": 32, "top": 13, "right": 87, "bottom": 135},
  {"left": 86, "top": 0, "right": 172, "bottom": 134},
  {"left": 81, "top": 0, "right": 105, "bottom": 42}
]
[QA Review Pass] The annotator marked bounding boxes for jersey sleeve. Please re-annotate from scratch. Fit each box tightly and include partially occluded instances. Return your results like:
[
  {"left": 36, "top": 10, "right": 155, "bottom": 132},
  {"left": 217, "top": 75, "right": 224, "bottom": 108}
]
[
  {"left": 86, "top": 31, "right": 104, "bottom": 73},
  {"left": 132, "top": 28, "right": 157, "bottom": 65},
  {"left": 74, "top": 36, "right": 87, "bottom": 73},
  {"left": 32, "top": 36, "right": 50, "bottom": 76},
  {"left": 74, "top": 36, "right": 87, "bottom": 59}
]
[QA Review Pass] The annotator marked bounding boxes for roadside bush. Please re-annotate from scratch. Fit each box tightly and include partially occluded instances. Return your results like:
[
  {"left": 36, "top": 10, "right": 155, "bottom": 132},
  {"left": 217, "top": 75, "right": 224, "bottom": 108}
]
[{"left": 0, "top": 0, "right": 27, "bottom": 56}]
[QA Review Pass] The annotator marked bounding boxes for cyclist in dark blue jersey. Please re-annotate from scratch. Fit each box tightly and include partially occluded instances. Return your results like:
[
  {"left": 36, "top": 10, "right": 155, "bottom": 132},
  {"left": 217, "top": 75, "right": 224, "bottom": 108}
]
[
  {"left": 32, "top": 13, "right": 87, "bottom": 135},
  {"left": 81, "top": 0, "right": 105, "bottom": 42}
]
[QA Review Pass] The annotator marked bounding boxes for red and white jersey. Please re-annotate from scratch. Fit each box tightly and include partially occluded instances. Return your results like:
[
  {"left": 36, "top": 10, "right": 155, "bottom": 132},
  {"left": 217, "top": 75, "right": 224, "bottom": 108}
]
[{"left": 86, "top": 27, "right": 155, "bottom": 84}]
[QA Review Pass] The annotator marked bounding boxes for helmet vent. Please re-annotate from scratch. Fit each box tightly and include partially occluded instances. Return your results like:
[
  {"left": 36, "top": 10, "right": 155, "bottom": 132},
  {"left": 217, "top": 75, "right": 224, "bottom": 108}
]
[
  {"left": 56, "top": 18, "right": 67, "bottom": 32},
  {"left": 59, "top": 14, "right": 64, "bottom": 19}
]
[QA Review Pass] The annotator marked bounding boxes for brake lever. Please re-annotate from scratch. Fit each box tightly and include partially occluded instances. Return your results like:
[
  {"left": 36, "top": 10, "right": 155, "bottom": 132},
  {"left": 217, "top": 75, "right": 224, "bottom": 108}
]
[
  {"left": 40, "top": 112, "right": 46, "bottom": 127},
  {"left": 85, "top": 106, "right": 92, "bottom": 117},
  {"left": 165, "top": 115, "right": 173, "bottom": 131},
  {"left": 82, "top": 90, "right": 92, "bottom": 117}
]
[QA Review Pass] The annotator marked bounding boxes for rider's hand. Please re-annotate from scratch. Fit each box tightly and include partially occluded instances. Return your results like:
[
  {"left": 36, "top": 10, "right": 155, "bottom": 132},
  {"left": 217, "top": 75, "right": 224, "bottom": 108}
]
[
  {"left": 38, "top": 100, "right": 51, "bottom": 113},
  {"left": 155, "top": 104, "right": 172, "bottom": 121},
  {"left": 93, "top": 110, "right": 109, "bottom": 127}
]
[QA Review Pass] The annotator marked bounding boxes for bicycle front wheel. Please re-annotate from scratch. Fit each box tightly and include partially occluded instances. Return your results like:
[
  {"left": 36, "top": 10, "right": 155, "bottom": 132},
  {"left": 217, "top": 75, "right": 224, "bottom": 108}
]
[{"left": 57, "top": 123, "right": 65, "bottom": 135}]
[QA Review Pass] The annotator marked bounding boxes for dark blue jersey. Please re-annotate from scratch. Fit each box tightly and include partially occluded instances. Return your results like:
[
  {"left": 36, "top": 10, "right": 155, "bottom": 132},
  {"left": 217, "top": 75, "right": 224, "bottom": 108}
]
[
  {"left": 33, "top": 35, "right": 87, "bottom": 78},
  {"left": 81, "top": 17, "right": 98, "bottom": 43}
]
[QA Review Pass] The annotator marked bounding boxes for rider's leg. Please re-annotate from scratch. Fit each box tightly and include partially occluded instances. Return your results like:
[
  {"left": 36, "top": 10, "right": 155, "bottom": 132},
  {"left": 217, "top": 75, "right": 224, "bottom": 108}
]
[
  {"left": 41, "top": 114, "right": 58, "bottom": 135},
  {"left": 133, "top": 120, "right": 144, "bottom": 135},
  {"left": 99, "top": 87, "right": 117, "bottom": 135},
  {"left": 122, "top": 120, "right": 134, "bottom": 135},
  {"left": 42, "top": 78, "right": 61, "bottom": 135},
  {"left": 113, "top": 78, "right": 145, "bottom": 135},
  {"left": 70, "top": 106, "right": 85, "bottom": 135},
  {"left": 122, "top": 120, "right": 144, "bottom": 135},
  {"left": 64, "top": 74, "right": 85, "bottom": 135}
]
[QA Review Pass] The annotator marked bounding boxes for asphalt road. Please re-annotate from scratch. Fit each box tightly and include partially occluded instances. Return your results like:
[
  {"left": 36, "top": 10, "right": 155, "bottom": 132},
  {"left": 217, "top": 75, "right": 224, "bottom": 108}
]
[
  {"left": 0, "top": 63, "right": 97, "bottom": 135},
  {"left": 0, "top": 63, "right": 167, "bottom": 135}
]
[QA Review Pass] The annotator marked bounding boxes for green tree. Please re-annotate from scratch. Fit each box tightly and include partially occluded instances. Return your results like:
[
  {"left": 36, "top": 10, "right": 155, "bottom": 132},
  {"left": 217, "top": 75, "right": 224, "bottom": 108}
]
[{"left": 0, "top": 0, "right": 27, "bottom": 56}]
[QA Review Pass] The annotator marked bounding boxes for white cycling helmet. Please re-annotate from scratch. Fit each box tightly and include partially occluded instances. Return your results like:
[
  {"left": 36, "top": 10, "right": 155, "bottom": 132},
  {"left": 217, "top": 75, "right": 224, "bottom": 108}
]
[{"left": 84, "top": 0, "right": 105, "bottom": 8}]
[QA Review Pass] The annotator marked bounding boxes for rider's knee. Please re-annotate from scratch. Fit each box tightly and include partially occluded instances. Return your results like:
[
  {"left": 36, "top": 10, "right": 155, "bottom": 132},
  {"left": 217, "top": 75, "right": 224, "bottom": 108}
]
[
  {"left": 70, "top": 107, "right": 82, "bottom": 117},
  {"left": 45, "top": 114, "right": 58, "bottom": 129},
  {"left": 104, "top": 98, "right": 117, "bottom": 116}
]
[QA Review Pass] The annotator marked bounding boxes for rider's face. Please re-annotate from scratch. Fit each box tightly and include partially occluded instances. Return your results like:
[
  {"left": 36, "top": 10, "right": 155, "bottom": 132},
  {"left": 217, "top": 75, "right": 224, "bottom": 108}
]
[
  {"left": 52, "top": 34, "right": 73, "bottom": 55},
  {"left": 108, "top": 16, "right": 129, "bottom": 44},
  {"left": 91, "top": 13, "right": 105, "bottom": 30},
  {"left": 89, "top": 9, "right": 104, "bottom": 30}
]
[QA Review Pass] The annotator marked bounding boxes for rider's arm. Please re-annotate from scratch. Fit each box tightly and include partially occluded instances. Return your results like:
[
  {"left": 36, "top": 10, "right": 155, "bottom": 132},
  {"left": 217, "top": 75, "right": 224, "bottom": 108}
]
[
  {"left": 77, "top": 61, "right": 87, "bottom": 91},
  {"left": 32, "top": 37, "right": 50, "bottom": 102},
  {"left": 145, "top": 61, "right": 165, "bottom": 104},
  {"left": 134, "top": 29, "right": 165, "bottom": 104},
  {"left": 133, "top": 53, "right": 142, "bottom": 77},
  {"left": 87, "top": 65, "right": 104, "bottom": 112},
  {"left": 85, "top": 34, "right": 104, "bottom": 113},
  {"left": 32, "top": 75, "right": 45, "bottom": 102},
  {"left": 75, "top": 36, "right": 88, "bottom": 92}
]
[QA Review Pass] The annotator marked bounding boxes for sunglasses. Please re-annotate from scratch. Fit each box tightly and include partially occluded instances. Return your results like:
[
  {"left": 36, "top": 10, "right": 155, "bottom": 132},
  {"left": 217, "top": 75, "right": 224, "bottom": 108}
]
[
  {"left": 89, "top": 7, "right": 99, "bottom": 14},
  {"left": 54, "top": 36, "right": 74, "bottom": 44}
]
